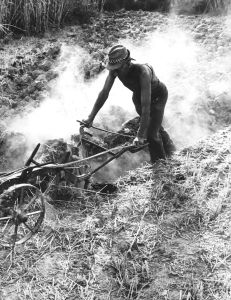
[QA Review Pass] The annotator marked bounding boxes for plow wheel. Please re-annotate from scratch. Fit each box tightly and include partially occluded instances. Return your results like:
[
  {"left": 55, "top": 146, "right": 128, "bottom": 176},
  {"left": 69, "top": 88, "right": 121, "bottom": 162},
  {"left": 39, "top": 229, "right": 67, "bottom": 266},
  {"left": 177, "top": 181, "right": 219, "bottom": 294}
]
[{"left": 0, "top": 184, "right": 45, "bottom": 247}]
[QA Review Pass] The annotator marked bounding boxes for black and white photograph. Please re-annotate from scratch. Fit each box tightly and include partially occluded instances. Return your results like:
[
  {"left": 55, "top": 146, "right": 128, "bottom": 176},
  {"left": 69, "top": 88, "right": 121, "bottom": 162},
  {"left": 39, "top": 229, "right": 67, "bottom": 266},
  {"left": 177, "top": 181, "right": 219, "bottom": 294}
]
[{"left": 1, "top": 0, "right": 231, "bottom": 299}]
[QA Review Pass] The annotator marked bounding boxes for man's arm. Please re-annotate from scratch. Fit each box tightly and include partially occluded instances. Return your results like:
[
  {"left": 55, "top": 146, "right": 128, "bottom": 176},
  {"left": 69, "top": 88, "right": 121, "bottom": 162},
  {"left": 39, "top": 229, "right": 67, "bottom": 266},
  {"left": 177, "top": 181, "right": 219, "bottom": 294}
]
[
  {"left": 136, "top": 65, "right": 151, "bottom": 141},
  {"left": 84, "top": 71, "right": 117, "bottom": 126}
]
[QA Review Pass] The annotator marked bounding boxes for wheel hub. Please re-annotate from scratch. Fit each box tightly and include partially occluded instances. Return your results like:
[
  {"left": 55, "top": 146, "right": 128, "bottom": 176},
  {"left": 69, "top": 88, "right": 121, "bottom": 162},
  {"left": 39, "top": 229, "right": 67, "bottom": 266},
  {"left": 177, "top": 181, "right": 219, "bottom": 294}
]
[{"left": 13, "top": 209, "right": 28, "bottom": 224}]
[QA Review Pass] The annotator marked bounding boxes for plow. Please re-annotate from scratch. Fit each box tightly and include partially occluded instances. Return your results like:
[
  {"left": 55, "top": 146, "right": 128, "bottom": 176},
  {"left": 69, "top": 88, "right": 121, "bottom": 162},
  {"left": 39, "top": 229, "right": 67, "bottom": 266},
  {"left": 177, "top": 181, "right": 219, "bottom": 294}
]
[{"left": 0, "top": 121, "right": 148, "bottom": 249}]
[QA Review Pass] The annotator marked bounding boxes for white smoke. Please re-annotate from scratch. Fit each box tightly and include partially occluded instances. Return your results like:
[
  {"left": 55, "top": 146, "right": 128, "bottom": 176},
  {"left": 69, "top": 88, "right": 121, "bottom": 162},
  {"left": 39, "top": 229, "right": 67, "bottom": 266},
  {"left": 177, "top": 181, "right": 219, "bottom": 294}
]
[
  {"left": 6, "top": 14, "right": 231, "bottom": 174},
  {"left": 9, "top": 45, "right": 91, "bottom": 144},
  {"left": 118, "top": 16, "right": 231, "bottom": 147},
  {"left": 9, "top": 44, "right": 134, "bottom": 145},
  {"left": 117, "top": 26, "right": 208, "bottom": 147}
]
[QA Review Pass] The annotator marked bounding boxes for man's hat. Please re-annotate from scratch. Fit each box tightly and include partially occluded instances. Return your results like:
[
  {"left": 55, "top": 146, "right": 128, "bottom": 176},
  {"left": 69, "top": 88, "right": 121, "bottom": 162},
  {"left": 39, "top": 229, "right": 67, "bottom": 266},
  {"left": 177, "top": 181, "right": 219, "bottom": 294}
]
[{"left": 106, "top": 45, "right": 133, "bottom": 70}]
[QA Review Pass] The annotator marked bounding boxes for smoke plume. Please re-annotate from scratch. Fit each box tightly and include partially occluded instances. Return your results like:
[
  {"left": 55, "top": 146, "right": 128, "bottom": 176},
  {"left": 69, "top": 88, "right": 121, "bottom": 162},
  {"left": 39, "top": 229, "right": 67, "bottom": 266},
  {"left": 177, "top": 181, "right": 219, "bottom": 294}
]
[{"left": 6, "top": 15, "right": 231, "bottom": 177}]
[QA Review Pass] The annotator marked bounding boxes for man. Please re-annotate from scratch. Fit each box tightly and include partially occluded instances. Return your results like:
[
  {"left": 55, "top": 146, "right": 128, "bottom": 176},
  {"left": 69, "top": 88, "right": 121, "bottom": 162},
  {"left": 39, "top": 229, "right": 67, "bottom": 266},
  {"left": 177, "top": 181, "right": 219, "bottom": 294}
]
[{"left": 83, "top": 44, "right": 170, "bottom": 163}]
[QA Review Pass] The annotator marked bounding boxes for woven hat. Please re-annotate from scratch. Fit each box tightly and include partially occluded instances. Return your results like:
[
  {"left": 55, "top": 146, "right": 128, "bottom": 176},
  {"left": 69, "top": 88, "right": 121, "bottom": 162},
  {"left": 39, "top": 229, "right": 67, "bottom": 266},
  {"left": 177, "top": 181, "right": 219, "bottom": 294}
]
[{"left": 106, "top": 45, "right": 133, "bottom": 70}]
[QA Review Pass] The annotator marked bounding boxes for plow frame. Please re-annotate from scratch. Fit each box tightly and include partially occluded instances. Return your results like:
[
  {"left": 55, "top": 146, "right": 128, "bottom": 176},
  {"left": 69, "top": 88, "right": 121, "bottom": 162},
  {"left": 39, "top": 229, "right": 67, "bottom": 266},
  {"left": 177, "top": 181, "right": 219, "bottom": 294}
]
[{"left": 0, "top": 125, "right": 147, "bottom": 248}]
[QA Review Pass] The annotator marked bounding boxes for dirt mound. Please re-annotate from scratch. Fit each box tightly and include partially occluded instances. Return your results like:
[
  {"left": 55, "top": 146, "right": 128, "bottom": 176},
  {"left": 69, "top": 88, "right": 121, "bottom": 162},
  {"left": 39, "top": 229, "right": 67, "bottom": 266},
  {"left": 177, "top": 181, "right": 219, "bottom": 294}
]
[{"left": 36, "top": 139, "right": 88, "bottom": 200}]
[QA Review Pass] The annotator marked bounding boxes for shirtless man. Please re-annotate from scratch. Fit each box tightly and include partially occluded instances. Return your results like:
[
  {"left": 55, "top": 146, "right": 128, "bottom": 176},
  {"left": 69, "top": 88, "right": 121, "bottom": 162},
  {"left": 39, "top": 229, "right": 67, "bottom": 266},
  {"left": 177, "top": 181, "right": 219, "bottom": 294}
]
[{"left": 83, "top": 44, "right": 169, "bottom": 163}]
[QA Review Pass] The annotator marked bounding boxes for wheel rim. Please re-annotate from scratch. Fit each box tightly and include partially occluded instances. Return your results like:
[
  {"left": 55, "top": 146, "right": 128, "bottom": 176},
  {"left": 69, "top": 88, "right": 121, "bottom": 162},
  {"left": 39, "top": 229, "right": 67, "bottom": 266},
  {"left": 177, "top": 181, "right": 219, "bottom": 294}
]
[{"left": 0, "top": 183, "right": 45, "bottom": 247}]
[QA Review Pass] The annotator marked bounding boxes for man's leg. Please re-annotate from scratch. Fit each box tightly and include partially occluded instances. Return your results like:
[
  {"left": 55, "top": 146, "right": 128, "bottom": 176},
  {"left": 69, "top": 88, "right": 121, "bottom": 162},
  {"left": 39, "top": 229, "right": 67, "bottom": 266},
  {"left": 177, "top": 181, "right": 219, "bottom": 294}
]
[
  {"left": 160, "top": 126, "right": 176, "bottom": 157},
  {"left": 147, "top": 85, "right": 168, "bottom": 163},
  {"left": 147, "top": 120, "right": 166, "bottom": 163}
]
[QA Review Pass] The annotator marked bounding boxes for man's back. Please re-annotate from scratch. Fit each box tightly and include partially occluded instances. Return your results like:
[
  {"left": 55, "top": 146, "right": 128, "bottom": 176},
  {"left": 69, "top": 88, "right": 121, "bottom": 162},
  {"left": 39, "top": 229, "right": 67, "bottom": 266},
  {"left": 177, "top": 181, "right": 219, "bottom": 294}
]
[
  {"left": 113, "top": 63, "right": 165, "bottom": 115},
  {"left": 115, "top": 63, "right": 160, "bottom": 93}
]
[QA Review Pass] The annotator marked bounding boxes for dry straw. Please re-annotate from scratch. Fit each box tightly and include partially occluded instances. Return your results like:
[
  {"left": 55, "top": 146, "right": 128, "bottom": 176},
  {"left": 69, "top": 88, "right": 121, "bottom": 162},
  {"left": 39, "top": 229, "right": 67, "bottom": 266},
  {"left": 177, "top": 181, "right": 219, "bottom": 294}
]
[
  {"left": 0, "top": 0, "right": 101, "bottom": 36},
  {"left": 0, "top": 0, "right": 228, "bottom": 37}
]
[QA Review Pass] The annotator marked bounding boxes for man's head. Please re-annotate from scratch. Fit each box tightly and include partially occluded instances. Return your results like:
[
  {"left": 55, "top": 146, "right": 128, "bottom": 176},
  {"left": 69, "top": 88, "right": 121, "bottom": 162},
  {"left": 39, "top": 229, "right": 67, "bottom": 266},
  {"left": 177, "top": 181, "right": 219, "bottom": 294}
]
[{"left": 106, "top": 45, "right": 133, "bottom": 70}]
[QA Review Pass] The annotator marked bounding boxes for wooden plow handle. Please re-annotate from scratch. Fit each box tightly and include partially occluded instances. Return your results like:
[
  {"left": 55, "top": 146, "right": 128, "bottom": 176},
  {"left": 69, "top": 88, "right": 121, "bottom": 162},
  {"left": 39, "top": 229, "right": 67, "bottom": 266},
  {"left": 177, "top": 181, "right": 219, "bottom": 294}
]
[{"left": 25, "top": 143, "right": 41, "bottom": 166}]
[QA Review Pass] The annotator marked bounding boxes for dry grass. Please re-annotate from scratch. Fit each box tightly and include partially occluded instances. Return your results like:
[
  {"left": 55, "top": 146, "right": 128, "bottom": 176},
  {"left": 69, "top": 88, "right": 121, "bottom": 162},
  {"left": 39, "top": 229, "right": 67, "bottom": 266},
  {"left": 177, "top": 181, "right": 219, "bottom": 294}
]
[
  {"left": 1, "top": 127, "right": 231, "bottom": 299},
  {"left": 0, "top": 0, "right": 101, "bottom": 37},
  {"left": 0, "top": 0, "right": 228, "bottom": 38}
]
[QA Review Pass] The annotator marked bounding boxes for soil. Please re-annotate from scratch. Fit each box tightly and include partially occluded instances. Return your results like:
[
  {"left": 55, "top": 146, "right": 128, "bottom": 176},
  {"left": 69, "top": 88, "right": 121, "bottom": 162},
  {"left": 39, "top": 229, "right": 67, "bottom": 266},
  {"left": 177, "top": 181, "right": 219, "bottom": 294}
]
[
  {"left": 1, "top": 9, "right": 231, "bottom": 300},
  {"left": 1, "top": 10, "right": 231, "bottom": 171}
]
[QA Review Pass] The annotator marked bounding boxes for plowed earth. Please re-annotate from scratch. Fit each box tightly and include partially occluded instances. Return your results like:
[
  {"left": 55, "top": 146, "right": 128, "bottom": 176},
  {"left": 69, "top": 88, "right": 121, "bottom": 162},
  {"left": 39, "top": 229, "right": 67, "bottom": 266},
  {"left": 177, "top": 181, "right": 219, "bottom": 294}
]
[{"left": 1, "top": 10, "right": 231, "bottom": 300}]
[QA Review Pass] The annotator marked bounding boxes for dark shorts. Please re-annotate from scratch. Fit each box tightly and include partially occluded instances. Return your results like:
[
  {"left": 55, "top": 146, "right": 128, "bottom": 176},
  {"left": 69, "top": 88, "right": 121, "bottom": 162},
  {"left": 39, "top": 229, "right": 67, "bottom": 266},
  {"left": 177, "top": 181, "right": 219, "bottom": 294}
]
[
  {"left": 132, "top": 81, "right": 168, "bottom": 127},
  {"left": 151, "top": 81, "right": 168, "bottom": 111},
  {"left": 149, "top": 82, "right": 168, "bottom": 133},
  {"left": 132, "top": 82, "right": 169, "bottom": 162}
]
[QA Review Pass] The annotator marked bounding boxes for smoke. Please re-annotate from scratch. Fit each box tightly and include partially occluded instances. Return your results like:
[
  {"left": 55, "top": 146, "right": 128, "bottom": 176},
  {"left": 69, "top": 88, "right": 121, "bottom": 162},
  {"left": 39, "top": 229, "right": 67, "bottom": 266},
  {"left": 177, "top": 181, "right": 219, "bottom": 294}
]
[
  {"left": 118, "top": 16, "right": 231, "bottom": 147},
  {"left": 225, "top": 9, "right": 231, "bottom": 37},
  {"left": 9, "top": 45, "right": 91, "bottom": 144},
  {"left": 7, "top": 24, "right": 223, "bottom": 148},
  {"left": 6, "top": 44, "right": 137, "bottom": 173},
  {"left": 9, "top": 44, "right": 135, "bottom": 144},
  {"left": 6, "top": 14, "right": 231, "bottom": 176},
  {"left": 117, "top": 28, "right": 204, "bottom": 147}
]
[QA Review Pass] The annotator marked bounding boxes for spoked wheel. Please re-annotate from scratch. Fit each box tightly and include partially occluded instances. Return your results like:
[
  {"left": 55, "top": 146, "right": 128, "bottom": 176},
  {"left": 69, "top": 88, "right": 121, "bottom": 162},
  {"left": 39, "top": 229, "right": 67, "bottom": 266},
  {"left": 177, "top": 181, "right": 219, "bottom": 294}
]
[{"left": 0, "top": 183, "right": 45, "bottom": 247}]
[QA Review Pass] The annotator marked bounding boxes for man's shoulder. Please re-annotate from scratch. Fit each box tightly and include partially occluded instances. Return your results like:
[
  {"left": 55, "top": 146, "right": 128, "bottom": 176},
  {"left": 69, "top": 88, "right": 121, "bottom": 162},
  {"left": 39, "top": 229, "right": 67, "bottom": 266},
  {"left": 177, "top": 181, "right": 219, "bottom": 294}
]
[
  {"left": 133, "top": 63, "right": 153, "bottom": 77},
  {"left": 133, "top": 63, "right": 153, "bottom": 72}
]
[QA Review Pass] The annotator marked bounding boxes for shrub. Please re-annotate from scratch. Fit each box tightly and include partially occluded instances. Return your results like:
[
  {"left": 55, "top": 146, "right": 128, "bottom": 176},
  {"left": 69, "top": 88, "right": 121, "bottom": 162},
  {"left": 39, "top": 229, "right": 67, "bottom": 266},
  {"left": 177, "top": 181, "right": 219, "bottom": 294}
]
[
  {"left": 172, "top": 0, "right": 229, "bottom": 14},
  {"left": 103, "top": 0, "right": 171, "bottom": 11},
  {"left": 194, "top": 0, "right": 228, "bottom": 13},
  {"left": 103, "top": 0, "right": 124, "bottom": 11},
  {"left": 145, "top": 0, "right": 171, "bottom": 11}
]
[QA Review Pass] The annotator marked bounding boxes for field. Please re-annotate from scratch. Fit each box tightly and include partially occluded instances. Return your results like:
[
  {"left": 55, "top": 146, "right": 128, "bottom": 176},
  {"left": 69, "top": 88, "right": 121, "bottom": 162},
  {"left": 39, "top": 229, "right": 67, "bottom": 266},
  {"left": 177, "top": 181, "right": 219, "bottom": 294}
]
[{"left": 1, "top": 6, "right": 231, "bottom": 300}]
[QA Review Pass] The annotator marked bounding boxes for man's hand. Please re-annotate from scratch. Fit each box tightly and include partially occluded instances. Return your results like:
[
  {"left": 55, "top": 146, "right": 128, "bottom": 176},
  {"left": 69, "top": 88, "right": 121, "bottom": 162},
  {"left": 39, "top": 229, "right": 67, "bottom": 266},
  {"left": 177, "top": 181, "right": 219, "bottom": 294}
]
[
  {"left": 81, "top": 117, "right": 93, "bottom": 128},
  {"left": 133, "top": 136, "right": 146, "bottom": 146}
]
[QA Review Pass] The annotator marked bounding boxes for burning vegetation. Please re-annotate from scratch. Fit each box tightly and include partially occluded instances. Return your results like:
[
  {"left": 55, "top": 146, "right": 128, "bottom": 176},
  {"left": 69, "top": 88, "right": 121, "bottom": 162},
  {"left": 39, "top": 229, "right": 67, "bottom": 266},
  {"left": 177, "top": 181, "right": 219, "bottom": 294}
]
[{"left": 1, "top": 5, "right": 231, "bottom": 300}]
